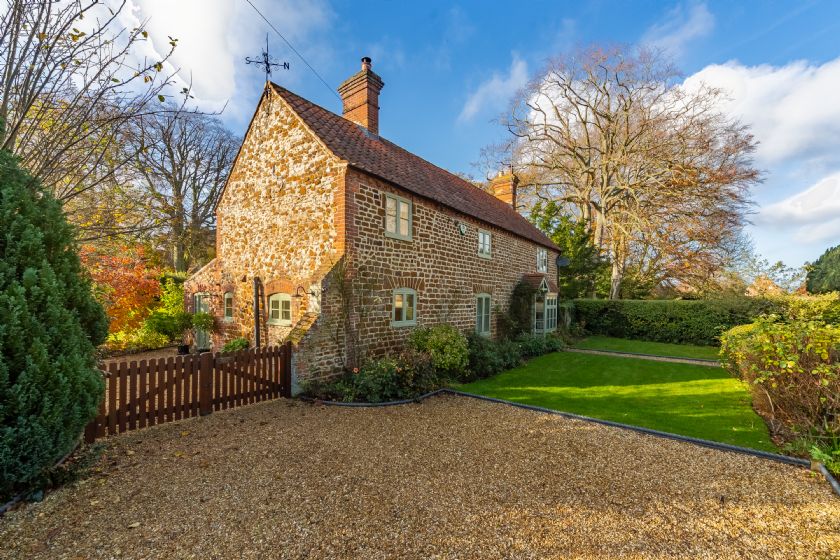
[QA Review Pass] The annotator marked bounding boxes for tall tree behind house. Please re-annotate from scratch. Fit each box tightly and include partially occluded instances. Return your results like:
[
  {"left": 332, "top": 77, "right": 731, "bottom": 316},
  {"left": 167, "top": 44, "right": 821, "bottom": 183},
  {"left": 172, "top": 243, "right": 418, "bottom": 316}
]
[
  {"left": 132, "top": 109, "right": 239, "bottom": 272},
  {"left": 498, "top": 45, "right": 760, "bottom": 298},
  {"left": 0, "top": 0, "right": 182, "bottom": 239}
]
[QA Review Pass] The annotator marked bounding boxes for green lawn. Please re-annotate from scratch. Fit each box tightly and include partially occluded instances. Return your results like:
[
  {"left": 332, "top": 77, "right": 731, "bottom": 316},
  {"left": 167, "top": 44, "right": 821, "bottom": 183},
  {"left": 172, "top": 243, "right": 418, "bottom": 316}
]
[
  {"left": 573, "top": 335, "right": 721, "bottom": 360},
  {"left": 460, "top": 352, "right": 775, "bottom": 451}
]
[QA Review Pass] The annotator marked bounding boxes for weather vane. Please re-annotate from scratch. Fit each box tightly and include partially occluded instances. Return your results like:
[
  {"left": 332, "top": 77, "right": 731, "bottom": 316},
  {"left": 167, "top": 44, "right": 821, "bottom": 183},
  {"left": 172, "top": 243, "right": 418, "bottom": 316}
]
[{"left": 246, "top": 35, "right": 290, "bottom": 81}]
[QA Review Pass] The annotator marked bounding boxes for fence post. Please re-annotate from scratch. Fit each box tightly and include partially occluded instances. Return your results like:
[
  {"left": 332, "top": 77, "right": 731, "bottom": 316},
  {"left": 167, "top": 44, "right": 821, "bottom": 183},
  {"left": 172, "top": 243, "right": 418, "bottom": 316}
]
[{"left": 199, "top": 352, "right": 214, "bottom": 416}]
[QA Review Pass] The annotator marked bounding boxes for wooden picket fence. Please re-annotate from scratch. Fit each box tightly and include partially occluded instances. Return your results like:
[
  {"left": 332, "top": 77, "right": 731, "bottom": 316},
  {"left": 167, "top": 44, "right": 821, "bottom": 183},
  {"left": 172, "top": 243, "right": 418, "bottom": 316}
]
[{"left": 84, "top": 343, "right": 292, "bottom": 442}]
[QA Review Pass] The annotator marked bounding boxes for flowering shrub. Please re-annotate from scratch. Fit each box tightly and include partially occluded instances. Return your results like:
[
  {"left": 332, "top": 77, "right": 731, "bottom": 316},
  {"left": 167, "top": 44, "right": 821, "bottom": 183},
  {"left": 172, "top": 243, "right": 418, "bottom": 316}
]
[
  {"left": 720, "top": 317, "right": 840, "bottom": 443},
  {"left": 408, "top": 324, "right": 469, "bottom": 378}
]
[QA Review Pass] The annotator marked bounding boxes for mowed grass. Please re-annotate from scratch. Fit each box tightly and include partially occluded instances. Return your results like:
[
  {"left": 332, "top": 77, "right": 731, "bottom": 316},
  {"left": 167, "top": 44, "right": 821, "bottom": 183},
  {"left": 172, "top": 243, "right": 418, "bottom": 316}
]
[
  {"left": 573, "top": 335, "right": 721, "bottom": 360},
  {"left": 460, "top": 352, "right": 775, "bottom": 451}
]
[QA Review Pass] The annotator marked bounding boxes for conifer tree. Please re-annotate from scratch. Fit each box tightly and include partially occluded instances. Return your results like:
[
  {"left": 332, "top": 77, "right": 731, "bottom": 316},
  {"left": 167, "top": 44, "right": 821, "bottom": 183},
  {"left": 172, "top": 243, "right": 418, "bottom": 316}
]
[{"left": 0, "top": 150, "right": 108, "bottom": 498}]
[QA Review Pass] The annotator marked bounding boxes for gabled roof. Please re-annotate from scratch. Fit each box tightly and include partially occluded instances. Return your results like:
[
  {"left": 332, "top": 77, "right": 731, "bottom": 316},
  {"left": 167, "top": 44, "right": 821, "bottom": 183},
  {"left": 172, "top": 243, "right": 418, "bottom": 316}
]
[
  {"left": 521, "top": 273, "right": 559, "bottom": 294},
  {"left": 269, "top": 83, "right": 559, "bottom": 251}
]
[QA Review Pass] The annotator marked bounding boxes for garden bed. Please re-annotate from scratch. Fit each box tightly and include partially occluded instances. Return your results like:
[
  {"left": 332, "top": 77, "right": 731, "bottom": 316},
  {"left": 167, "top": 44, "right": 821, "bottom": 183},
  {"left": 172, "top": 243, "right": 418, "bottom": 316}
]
[{"left": 1, "top": 395, "right": 837, "bottom": 559}]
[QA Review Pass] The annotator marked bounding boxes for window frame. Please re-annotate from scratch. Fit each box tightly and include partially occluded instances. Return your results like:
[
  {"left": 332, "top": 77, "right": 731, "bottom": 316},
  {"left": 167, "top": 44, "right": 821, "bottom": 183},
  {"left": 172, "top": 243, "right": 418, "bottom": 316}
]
[
  {"left": 223, "top": 292, "right": 234, "bottom": 321},
  {"left": 475, "top": 293, "right": 492, "bottom": 336},
  {"left": 536, "top": 247, "right": 548, "bottom": 273},
  {"left": 545, "top": 294, "right": 558, "bottom": 332},
  {"left": 391, "top": 288, "right": 417, "bottom": 327},
  {"left": 384, "top": 193, "right": 413, "bottom": 241},
  {"left": 267, "top": 293, "right": 292, "bottom": 326},
  {"left": 477, "top": 229, "right": 492, "bottom": 259}
]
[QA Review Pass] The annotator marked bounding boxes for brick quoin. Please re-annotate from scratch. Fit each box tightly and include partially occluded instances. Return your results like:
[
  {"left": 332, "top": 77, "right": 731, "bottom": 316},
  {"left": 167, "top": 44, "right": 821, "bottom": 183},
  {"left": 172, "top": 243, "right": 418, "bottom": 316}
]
[{"left": 185, "top": 57, "right": 560, "bottom": 384}]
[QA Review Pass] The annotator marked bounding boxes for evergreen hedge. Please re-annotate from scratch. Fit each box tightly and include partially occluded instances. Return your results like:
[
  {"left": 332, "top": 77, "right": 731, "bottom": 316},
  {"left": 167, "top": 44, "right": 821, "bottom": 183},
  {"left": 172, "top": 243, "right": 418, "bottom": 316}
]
[
  {"left": 0, "top": 150, "right": 108, "bottom": 499},
  {"left": 572, "top": 298, "right": 767, "bottom": 346}
]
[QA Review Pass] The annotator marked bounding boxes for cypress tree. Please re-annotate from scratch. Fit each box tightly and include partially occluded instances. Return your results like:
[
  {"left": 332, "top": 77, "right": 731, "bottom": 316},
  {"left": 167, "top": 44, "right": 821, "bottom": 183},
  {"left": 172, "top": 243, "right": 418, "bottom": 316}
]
[{"left": 0, "top": 150, "right": 108, "bottom": 498}]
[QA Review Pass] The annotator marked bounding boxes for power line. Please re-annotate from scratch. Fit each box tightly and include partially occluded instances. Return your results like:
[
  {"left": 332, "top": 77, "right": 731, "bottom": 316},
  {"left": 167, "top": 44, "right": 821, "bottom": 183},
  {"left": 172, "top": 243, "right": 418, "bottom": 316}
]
[{"left": 243, "top": 0, "right": 342, "bottom": 102}]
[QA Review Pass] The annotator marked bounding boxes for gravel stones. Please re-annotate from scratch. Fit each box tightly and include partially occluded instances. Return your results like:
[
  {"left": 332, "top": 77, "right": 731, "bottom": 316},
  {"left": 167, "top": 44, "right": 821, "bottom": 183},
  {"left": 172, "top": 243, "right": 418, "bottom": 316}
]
[{"left": 1, "top": 395, "right": 838, "bottom": 559}]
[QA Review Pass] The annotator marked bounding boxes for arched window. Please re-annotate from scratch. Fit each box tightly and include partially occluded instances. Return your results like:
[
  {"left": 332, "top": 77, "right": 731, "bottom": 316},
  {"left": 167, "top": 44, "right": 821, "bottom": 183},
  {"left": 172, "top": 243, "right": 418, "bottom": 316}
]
[
  {"left": 267, "top": 293, "right": 292, "bottom": 326},
  {"left": 223, "top": 292, "right": 234, "bottom": 321},
  {"left": 391, "top": 288, "right": 417, "bottom": 327}
]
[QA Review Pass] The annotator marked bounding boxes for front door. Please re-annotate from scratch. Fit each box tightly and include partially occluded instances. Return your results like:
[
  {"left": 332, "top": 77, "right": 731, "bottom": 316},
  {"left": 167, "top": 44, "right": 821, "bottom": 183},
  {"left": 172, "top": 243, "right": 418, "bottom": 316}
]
[{"left": 193, "top": 293, "right": 211, "bottom": 350}]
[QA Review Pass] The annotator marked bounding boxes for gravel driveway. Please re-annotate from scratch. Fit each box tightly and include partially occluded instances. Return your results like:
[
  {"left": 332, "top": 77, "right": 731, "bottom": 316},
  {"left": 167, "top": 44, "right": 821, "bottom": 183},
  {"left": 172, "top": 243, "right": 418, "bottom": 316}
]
[{"left": 1, "top": 395, "right": 838, "bottom": 559}]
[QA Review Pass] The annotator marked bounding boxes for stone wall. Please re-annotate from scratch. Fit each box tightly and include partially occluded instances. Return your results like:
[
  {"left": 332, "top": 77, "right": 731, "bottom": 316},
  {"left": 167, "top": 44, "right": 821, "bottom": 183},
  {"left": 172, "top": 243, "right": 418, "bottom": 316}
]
[
  {"left": 343, "top": 167, "right": 559, "bottom": 364},
  {"left": 185, "top": 88, "right": 347, "bottom": 367}
]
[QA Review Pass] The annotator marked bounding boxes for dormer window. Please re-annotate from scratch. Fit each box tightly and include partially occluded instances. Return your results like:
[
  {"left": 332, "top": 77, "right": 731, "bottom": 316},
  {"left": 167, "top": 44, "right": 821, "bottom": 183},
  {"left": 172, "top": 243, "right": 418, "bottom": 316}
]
[{"left": 384, "top": 193, "right": 412, "bottom": 240}]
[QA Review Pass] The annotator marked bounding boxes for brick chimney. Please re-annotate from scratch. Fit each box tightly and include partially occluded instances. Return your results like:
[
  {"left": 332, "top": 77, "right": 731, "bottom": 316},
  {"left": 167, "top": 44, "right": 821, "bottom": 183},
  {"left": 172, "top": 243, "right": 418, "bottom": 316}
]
[
  {"left": 337, "top": 57, "right": 384, "bottom": 135},
  {"left": 489, "top": 170, "right": 519, "bottom": 210}
]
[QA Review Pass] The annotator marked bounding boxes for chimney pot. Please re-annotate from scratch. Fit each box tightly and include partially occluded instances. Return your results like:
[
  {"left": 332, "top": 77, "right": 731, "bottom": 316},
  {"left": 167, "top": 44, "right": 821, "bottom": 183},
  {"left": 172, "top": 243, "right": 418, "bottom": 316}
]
[{"left": 338, "top": 56, "right": 384, "bottom": 135}]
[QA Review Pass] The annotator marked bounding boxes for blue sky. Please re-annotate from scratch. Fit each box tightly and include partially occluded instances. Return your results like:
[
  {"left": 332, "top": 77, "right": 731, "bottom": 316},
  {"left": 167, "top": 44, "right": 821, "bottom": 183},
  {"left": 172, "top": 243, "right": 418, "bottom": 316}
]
[{"left": 125, "top": 0, "right": 840, "bottom": 268}]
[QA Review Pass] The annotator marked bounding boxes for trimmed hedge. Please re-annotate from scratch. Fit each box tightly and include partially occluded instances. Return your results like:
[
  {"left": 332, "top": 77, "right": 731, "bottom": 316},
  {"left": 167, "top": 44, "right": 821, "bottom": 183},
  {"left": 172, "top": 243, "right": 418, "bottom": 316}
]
[{"left": 572, "top": 298, "right": 768, "bottom": 346}]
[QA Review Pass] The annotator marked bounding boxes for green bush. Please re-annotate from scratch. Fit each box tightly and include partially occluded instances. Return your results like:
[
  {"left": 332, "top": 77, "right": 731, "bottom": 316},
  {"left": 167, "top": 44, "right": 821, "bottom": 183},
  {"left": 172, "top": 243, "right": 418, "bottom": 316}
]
[
  {"left": 0, "top": 150, "right": 108, "bottom": 500},
  {"left": 720, "top": 317, "right": 839, "bottom": 444},
  {"left": 767, "top": 292, "right": 840, "bottom": 324},
  {"left": 516, "top": 333, "right": 565, "bottom": 358},
  {"left": 144, "top": 310, "right": 192, "bottom": 341},
  {"left": 572, "top": 298, "right": 768, "bottom": 346},
  {"left": 465, "top": 334, "right": 507, "bottom": 381},
  {"left": 222, "top": 337, "right": 249, "bottom": 353},
  {"left": 191, "top": 312, "right": 216, "bottom": 333},
  {"left": 301, "top": 349, "right": 441, "bottom": 403},
  {"left": 408, "top": 324, "right": 468, "bottom": 378}
]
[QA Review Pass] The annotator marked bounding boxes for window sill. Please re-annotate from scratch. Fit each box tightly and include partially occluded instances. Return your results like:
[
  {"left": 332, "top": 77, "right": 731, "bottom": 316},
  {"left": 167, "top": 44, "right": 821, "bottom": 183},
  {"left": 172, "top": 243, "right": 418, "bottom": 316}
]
[
  {"left": 391, "top": 321, "right": 417, "bottom": 328},
  {"left": 267, "top": 321, "right": 292, "bottom": 327},
  {"left": 384, "top": 231, "right": 412, "bottom": 242},
  {"left": 477, "top": 252, "right": 492, "bottom": 260}
]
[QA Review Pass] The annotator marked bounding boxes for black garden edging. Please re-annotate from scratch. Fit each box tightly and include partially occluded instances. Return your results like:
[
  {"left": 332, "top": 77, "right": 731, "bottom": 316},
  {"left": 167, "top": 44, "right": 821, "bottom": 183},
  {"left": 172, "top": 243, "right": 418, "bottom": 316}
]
[{"left": 304, "top": 388, "right": 840, "bottom": 498}]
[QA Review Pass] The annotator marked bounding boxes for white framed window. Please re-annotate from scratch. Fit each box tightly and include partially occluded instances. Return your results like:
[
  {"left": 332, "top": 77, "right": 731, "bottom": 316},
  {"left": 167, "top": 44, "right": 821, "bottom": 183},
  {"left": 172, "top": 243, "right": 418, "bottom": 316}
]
[
  {"left": 478, "top": 229, "right": 492, "bottom": 258},
  {"left": 537, "top": 247, "right": 548, "bottom": 273},
  {"left": 267, "top": 293, "right": 292, "bottom": 326},
  {"left": 391, "top": 288, "right": 417, "bottom": 327},
  {"left": 545, "top": 295, "right": 558, "bottom": 331},
  {"left": 475, "top": 293, "right": 491, "bottom": 336},
  {"left": 385, "top": 193, "right": 412, "bottom": 240},
  {"left": 223, "top": 292, "right": 234, "bottom": 321}
]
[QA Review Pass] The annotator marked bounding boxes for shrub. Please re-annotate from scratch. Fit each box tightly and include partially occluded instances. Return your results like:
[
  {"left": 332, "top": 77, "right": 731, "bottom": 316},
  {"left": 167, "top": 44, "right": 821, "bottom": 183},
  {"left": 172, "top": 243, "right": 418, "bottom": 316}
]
[
  {"left": 465, "top": 334, "right": 507, "bottom": 381},
  {"left": 408, "top": 324, "right": 468, "bottom": 379},
  {"left": 222, "top": 337, "right": 250, "bottom": 353},
  {"left": 0, "top": 150, "right": 108, "bottom": 500},
  {"left": 767, "top": 292, "right": 840, "bottom": 324},
  {"left": 502, "top": 282, "right": 539, "bottom": 338},
  {"left": 144, "top": 309, "right": 192, "bottom": 341},
  {"left": 572, "top": 298, "right": 767, "bottom": 346},
  {"left": 516, "top": 333, "right": 565, "bottom": 358},
  {"left": 301, "top": 350, "right": 441, "bottom": 403},
  {"left": 191, "top": 312, "right": 216, "bottom": 333},
  {"left": 720, "top": 317, "right": 840, "bottom": 442}
]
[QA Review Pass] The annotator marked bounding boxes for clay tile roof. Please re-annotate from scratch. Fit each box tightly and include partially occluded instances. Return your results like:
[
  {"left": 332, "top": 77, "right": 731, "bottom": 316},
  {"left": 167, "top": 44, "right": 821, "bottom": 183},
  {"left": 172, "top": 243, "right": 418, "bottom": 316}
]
[
  {"left": 270, "top": 83, "right": 559, "bottom": 251},
  {"left": 521, "top": 273, "right": 559, "bottom": 294}
]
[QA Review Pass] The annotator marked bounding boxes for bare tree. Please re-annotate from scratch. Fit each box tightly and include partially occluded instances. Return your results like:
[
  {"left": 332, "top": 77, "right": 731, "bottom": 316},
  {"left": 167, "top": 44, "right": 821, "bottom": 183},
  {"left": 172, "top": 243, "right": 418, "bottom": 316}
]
[
  {"left": 0, "top": 0, "right": 184, "bottom": 236},
  {"left": 501, "top": 45, "right": 760, "bottom": 298},
  {"left": 131, "top": 108, "right": 239, "bottom": 271}
]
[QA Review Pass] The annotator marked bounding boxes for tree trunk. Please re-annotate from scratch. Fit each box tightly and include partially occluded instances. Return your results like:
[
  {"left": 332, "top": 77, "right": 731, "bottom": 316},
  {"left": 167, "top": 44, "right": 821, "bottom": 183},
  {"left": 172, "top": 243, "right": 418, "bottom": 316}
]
[{"left": 609, "top": 259, "right": 622, "bottom": 300}]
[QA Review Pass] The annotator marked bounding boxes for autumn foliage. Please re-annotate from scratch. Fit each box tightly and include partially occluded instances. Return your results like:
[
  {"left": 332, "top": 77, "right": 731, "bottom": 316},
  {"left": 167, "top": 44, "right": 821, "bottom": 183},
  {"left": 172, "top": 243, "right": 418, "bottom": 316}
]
[{"left": 80, "top": 244, "right": 161, "bottom": 334}]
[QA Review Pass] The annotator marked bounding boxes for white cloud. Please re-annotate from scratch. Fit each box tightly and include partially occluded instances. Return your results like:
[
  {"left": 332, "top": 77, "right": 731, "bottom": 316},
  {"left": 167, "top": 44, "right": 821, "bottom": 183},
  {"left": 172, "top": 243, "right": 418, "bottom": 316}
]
[
  {"left": 758, "top": 173, "right": 840, "bottom": 243},
  {"left": 115, "top": 0, "right": 333, "bottom": 123},
  {"left": 642, "top": 2, "right": 714, "bottom": 59},
  {"left": 458, "top": 54, "right": 528, "bottom": 123},
  {"left": 684, "top": 57, "right": 840, "bottom": 167}
]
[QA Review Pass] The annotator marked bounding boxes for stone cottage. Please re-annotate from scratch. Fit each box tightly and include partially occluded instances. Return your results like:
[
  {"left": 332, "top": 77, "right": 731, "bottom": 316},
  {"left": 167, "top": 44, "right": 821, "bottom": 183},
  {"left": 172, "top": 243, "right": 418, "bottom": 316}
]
[{"left": 184, "top": 57, "right": 561, "bottom": 383}]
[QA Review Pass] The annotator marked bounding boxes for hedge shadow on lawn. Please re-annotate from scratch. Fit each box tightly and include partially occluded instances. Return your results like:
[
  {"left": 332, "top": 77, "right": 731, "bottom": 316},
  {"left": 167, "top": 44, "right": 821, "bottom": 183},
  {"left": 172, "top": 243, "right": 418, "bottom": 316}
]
[{"left": 461, "top": 352, "right": 775, "bottom": 451}]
